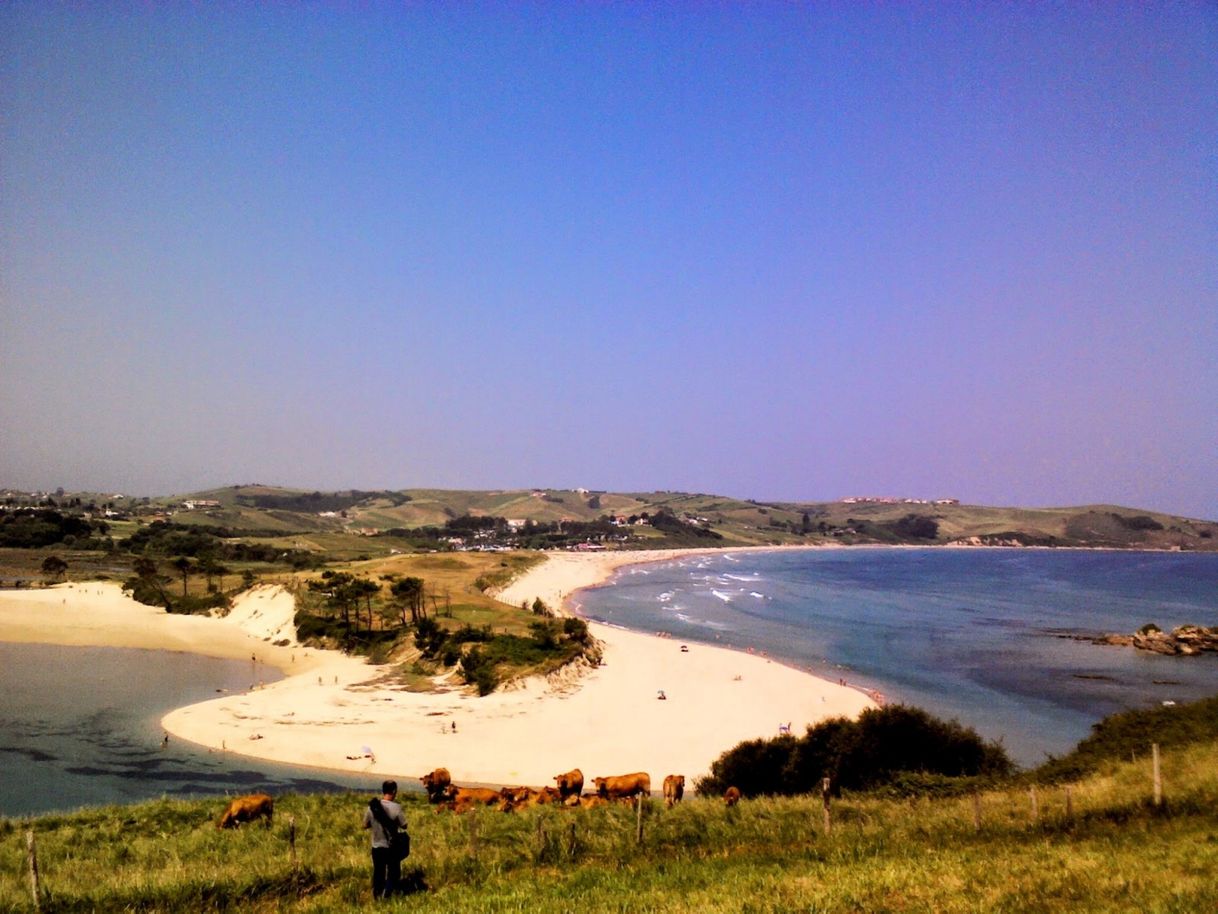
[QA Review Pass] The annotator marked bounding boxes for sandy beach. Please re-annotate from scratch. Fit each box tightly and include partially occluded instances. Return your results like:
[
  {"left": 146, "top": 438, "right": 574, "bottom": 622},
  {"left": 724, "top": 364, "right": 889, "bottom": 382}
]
[{"left": 0, "top": 549, "right": 874, "bottom": 790}]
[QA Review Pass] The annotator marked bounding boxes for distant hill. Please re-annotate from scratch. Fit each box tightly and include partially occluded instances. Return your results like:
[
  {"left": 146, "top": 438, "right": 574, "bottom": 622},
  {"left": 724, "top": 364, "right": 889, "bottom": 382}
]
[
  {"left": 144, "top": 485, "right": 1217, "bottom": 552},
  {"left": 4, "top": 484, "right": 1213, "bottom": 552}
]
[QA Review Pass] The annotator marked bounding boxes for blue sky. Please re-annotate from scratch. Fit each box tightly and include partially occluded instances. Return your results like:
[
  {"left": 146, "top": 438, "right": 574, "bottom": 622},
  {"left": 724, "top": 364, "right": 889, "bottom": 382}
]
[{"left": 2, "top": 4, "right": 1215, "bottom": 518}]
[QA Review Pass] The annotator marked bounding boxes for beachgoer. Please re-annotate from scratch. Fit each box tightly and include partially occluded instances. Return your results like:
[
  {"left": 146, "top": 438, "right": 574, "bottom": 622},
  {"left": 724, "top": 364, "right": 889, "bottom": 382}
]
[{"left": 363, "top": 779, "right": 408, "bottom": 900}]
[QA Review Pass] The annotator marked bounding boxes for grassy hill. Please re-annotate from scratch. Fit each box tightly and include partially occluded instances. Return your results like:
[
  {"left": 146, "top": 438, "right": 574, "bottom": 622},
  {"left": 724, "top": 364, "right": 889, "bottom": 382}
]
[
  {"left": 6, "top": 484, "right": 1214, "bottom": 552},
  {"left": 162, "top": 486, "right": 1216, "bottom": 551},
  {"left": 4, "top": 732, "right": 1214, "bottom": 912}
]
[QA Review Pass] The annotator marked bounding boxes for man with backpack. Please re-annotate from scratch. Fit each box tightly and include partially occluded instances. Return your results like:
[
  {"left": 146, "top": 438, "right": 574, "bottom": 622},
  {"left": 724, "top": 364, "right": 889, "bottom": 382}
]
[{"left": 363, "top": 779, "right": 409, "bottom": 899}]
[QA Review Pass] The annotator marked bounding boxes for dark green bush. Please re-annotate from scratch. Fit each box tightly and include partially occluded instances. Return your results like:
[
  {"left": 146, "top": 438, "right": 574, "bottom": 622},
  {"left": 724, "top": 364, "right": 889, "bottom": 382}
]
[{"left": 697, "top": 704, "right": 1011, "bottom": 798}]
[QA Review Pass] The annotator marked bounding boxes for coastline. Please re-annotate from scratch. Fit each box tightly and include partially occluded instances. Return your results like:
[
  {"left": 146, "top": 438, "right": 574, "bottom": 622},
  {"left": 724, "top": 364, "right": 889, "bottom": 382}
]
[{"left": 0, "top": 550, "right": 874, "bottom": 789}]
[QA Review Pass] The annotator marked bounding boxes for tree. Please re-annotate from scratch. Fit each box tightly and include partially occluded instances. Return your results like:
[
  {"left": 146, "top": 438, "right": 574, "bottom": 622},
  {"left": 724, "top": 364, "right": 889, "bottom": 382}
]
[
  {"left": 391, "top": 577, "right": 426, "bottom": 625},
  {"left": 170, "top": 556, "right": 195, "bottom": 597},
  {"left": 125, "top": 557, "right": 172, "bottom": 608},
  {"left": 41, "top": 555, "right": 68, "bottom": 582},
  {"left": 353, "top": 578, "right": 381, "bottom": 630}
]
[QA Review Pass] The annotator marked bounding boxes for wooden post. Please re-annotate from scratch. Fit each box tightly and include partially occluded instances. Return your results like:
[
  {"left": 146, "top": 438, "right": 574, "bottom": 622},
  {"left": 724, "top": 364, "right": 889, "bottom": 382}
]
[
  {"left": 1152, "top": 742, "right": 1162, "bottom": 807},
  {"left": 1064, "top": 785, "right": 1073, "bottom": 825},
  {"left": 26, "top": 830, "right": 42, "bottom": 913},
  {"left": 536, "top": 817, "right": 546, "bottom": 860},
  {"left": 1029, "top": 786, "right": 1039, "bottom": 825},
  {"left": 288, "top": 816, "right": 297, "bottom": 870},
  {"left": 971, "top": 791, "right": 981, "bottom": 831},
  {"left": 468, "top": 811, "right": 478, "bottom": 858},
  {"left": 635, "top": 793, "right": 645, "bottom": 845},
  {"left": 821, "top": 777, "right": 832, "bottom": 835},
  {"left": 567, "top": 821, "right": 578, "bottom": 861}
]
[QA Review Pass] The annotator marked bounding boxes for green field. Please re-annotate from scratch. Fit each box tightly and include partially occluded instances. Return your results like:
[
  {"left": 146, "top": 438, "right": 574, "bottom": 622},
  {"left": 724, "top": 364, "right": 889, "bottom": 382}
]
[{"left": 4, "top": 738, "right": 1214, "bottom": 913}]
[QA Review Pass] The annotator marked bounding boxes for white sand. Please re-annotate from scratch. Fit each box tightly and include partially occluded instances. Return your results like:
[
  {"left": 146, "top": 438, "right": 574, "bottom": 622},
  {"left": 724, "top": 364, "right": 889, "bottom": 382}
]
[{"left": 0, "top": 550, "right": 874, "bottom": 789}]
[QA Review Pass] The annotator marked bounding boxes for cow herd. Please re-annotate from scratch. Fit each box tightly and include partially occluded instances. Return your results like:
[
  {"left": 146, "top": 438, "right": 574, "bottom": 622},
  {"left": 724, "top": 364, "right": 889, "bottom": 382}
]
[
  {"left": 418, "top": 767, "right": 734, "bottom": 813},
  {"left": 212, "top": 772, "right": 738, "bottom": 829}
]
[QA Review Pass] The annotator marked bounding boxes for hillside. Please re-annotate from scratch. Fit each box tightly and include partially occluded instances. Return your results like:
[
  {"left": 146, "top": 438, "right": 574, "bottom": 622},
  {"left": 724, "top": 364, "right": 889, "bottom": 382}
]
[
  {"left": 4, "top": 485, "right": 1215, "bottom": 556},
  {"left": 4, "top": 732, "right": 1215, "bottom": 912},
  {"left": 162, "top": 486, "right": 1218, "bottom": 552}
]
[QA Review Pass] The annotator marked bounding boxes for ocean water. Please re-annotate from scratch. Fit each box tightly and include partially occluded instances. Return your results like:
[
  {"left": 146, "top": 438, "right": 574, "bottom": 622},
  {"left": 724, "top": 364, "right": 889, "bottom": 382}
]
[
  {"left": 576, "top": 548, "right": 1218, "bottom": 766},
  {"left": 0, "top": 643, "right": 371, "bottom": 817}
]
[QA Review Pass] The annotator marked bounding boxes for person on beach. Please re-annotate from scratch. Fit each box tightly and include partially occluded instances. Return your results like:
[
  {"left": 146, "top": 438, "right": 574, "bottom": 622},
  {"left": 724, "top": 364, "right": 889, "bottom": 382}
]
[{"left": 363, "top": 779, "right": 408, "bottom": 899}]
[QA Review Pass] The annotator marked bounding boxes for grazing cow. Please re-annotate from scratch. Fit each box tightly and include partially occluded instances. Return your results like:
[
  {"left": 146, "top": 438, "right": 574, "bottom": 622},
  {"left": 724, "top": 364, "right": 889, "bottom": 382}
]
[
  {"left": 553, "top": 768, "right": 584, "bottom": 801},
  {"left": 662, "top": 774, "right": 685, "bottom": 808},
  {"left": 592, "top": 772, "right": 651, "bottom": 801},
  {"left": 724, "top": 786, "right": 742, "bottom": 807},
  {"left": 217, "top": 793, "right": 274, "bottom": 829},
  {"left": 420, "top": 768, "right": 452, "bottom": 804}
]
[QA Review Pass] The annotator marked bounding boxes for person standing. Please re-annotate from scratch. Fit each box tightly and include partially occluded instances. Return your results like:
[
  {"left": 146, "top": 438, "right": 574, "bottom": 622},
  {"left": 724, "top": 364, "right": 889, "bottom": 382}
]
[{"left": 363, "top": 779, "right": 408, "bottom": 899}]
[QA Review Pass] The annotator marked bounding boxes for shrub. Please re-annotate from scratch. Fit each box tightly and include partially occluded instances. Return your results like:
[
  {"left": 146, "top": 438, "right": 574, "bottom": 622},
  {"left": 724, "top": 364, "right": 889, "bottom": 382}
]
[
  {"left": 697, "top": 704, "right": 1011, "bottom": 798},
  {"left": 459, "top": 647, "right": 498, "bottom": 696},
  {"left": 1034, "top": 694, "right": 1218, "bottom": 783}
]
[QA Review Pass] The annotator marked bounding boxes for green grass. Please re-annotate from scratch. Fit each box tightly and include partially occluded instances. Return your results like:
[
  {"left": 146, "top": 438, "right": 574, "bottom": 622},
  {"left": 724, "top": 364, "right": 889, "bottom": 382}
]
[{"left": 4, "top": 739, "right": 1215, "bottom": 912}]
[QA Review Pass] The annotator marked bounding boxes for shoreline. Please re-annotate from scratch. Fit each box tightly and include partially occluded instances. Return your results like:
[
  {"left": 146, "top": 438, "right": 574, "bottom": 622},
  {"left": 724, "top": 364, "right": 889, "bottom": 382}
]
[{"left": 0, "top": 550, "right": 875, "bottom": 789}]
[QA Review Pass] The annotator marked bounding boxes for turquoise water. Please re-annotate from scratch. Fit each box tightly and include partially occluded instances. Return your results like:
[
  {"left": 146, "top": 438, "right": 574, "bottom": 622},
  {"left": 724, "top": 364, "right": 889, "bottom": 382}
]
[
  {"left": 0, "top": 644, "right": 371, "bottom": 816},
  {"left": 576, "top": 548, "right": 1218, "bottom": 766}
]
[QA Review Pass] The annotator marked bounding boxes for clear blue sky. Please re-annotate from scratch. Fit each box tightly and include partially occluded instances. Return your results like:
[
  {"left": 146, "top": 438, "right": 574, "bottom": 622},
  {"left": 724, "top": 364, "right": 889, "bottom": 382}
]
[{"left": 2, "top": 4, "right": 1215, "bottom": 518}]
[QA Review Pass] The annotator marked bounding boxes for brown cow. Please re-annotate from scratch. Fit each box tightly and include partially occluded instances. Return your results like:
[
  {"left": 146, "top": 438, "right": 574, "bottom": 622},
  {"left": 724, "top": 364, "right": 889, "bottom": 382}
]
[
  {"left": 578, "top": 794, "right": 610, "bottom": 809},
  {"left": 420, "top": 768, "right": 452, "bottom": 804},
  {"left": 217, "top": 793, "right": 274, "bottom": 829},
  {"left": 662, "top": 774, "right": 685, "bottom": 808},
  {"left": 439, "top": 785, "right": 501, "bottom": 813},
  {"left": 499, "top": 785, "right": 562, "bottom": 812},
  {"left": 553, "top": 768, "right": 584, "bottom": 801},
  {"left": 724, "top": 786, "right": 742, "bottom": 807},
  {"left": 592, "top": 772, "right": 651, "bottom": 800}
]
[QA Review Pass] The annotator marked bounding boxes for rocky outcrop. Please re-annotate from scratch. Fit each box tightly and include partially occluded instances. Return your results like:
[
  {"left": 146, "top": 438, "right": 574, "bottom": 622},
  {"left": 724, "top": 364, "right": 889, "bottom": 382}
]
[{"left": 1130, "top": 624, "right": 1218, "bottom": 656}]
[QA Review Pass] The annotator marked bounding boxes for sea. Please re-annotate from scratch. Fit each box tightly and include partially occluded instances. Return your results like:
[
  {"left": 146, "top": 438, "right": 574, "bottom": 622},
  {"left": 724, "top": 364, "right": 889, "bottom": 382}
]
[
  {"left": 0, "top": 644, "right": 369, "bottom": 817},
  {"left": 576, "top": 548, "right": 1218, "bottom": 767}
]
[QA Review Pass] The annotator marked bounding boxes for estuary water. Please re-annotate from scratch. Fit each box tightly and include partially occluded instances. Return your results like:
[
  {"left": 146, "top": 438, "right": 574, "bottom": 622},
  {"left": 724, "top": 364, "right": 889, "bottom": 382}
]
[
  {"left": 576, "top": 548, "right": 1218, "bottom": 766},
  {"left": 0, "top": 643, "right": 369, "bottom": 817}
]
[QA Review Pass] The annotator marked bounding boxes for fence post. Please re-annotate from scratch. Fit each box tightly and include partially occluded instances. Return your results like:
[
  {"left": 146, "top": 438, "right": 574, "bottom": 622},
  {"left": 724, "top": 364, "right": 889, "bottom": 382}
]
[
  {"left": 536, "top": 817, "right": 546, "bottom": 861},
  {"left": 1152, "top": 743, "right": 1162, "bottom": 807},
  {"left": 27, "top": 830, "right": 42, "bottom": 913},
  {"left": 821, "top": 777, "right": 832, "bottom": 835},
  {"left": 635, "top": 793, "right": 645, "bottom": 845},
  {"left": 288, "top": 816, "right": 297, "bottom": 870},
  {"left": 1029, "top": 786, "right": 1039, "bottom": 825},
  {"left": 468, "top": 811, "right": 479, "bottom": 859},
  {"left": 971, "top": 790, "right": 981, "bottom": 831},
  {"left": 567, "top": 821, "right": 578, "bottom": 861}
]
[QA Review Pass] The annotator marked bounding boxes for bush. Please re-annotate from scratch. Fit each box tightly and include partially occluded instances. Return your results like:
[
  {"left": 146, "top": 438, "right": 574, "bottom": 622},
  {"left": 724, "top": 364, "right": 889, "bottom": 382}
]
[
  {"left": 889, "top": 514, "right": 939, "bottom": 540},
  {"left": 459, "top": 648, "right": 499, "bottom": 696},
  {"left": 697, "top": 704, "right": 1011, "bottom": 798},
  {"left": 1034, "top": 694, "right": 1218, "bottom": 783}
]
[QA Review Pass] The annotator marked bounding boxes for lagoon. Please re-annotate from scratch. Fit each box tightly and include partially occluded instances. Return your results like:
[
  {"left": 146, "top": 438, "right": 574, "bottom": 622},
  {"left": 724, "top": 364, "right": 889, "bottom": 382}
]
[{"left": 0, "top": 643, "right": 368, "bottom": 817}]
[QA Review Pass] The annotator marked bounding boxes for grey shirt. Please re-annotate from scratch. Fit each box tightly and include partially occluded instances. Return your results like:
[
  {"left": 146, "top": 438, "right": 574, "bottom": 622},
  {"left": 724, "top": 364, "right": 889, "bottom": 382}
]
[{"left": 363, "top": 797, "right": 406, "bottom": 849}]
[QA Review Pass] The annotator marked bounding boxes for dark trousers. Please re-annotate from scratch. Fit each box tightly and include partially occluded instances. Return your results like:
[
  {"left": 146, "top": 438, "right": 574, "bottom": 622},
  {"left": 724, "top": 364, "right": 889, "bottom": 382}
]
[{"left": 371, "top": 846, "right": 400, "bottom": 899}]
